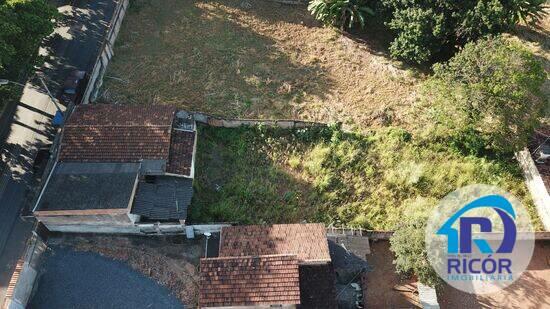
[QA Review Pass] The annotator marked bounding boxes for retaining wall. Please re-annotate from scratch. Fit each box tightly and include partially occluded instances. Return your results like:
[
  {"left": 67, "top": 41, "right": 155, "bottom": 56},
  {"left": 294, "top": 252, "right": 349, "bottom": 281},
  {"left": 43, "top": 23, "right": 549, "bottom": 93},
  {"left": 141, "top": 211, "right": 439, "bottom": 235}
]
[
  {"left": 81, "top": 0, "right": 129, "bottom": 104},
  {"left": 178, "top": 110, "right": 329, "bottom": 129},
  {"left": 44, "top": 222, "right": 230, "bottom": 236},
  {"left": 517, "top": 148, "right": 550, "bottom": 231},
  {"left": 2, "top": 233, "right": 47, "bottom": 309},
  {"left": 418, "top": 283, "right": 440, "bottom": 309}
]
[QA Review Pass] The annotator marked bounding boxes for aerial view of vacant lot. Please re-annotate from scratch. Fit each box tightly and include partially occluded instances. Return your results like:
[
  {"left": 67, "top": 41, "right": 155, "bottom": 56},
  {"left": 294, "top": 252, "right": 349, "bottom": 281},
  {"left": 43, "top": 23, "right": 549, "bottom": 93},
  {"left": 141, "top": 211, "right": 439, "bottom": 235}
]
[
  {"left": 102, "top": 0, "right": 418, "bottom": 128},
  {"left": 101, "top": 1, "right": 549, "bottom": 232},
  {"left": 190, "top": 125, "right": 544, "bottom": 230}
]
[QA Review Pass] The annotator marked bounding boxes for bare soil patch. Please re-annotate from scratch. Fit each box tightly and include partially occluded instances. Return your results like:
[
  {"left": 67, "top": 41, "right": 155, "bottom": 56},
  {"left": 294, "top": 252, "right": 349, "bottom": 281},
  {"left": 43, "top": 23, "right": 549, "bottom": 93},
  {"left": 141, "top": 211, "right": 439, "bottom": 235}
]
[
  {"left": 363, "top": 240, "right": 420, "bottom": 308},
  {"left": 101, "top": 0, "right": 419, "bottom": 129},
  {"left": 438, "top": 240, "right": 550, "bottom": 309}
]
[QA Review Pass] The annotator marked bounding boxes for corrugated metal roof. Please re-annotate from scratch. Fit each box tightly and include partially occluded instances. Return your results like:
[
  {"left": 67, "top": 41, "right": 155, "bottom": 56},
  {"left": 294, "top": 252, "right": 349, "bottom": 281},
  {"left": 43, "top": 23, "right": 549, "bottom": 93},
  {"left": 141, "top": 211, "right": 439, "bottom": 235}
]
[{"left": 131, "top": 176, "right": 193, "bottom": 220}]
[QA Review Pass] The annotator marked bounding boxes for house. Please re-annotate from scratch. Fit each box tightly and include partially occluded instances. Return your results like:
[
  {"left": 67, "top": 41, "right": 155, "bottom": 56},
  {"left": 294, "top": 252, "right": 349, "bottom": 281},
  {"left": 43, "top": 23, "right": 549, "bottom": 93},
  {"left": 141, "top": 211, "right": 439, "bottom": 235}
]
[
  {"left": 32, "top": 104, "right": 197, "bottom": 233},
  {"left": 199, "top": 223, "right": 337, "bottom": 308}
]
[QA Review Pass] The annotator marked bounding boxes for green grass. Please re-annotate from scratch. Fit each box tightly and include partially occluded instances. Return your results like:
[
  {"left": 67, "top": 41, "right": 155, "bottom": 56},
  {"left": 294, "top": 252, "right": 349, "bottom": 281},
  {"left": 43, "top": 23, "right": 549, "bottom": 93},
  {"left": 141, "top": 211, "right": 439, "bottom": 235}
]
[{"left": 189, "top": 125, "right": 543, "bottom": 230}]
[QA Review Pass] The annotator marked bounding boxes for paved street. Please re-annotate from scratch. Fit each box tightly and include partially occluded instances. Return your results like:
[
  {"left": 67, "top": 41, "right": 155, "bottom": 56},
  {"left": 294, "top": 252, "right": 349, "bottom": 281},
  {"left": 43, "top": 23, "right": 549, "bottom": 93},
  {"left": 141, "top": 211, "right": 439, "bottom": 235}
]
[
  {"left": 0, "top": 0, "right": 117, "bottom": 303},
  {"left": 28, "top": 247, "right": 184, "bottom": 309}
]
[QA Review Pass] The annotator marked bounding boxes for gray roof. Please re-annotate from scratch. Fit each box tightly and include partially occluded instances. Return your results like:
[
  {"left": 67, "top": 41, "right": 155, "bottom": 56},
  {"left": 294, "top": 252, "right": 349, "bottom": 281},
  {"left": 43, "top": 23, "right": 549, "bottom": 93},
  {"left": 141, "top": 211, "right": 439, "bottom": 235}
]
[
  {"left": 131, "top": 176, "right": 192, "bottom": 220},
  {"left": 36, "top": 163, "right": 140, "bottom": 211}
]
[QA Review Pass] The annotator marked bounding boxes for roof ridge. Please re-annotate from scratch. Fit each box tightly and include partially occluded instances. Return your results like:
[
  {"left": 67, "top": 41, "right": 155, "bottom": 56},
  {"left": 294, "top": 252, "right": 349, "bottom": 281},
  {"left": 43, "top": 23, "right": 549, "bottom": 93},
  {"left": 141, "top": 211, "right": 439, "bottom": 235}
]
[
  {"left": 64, "top": 124, "right": 172, "bottom": 127},
  {"left": 201, "top": 254, "right": 297, "bottom": 262}
]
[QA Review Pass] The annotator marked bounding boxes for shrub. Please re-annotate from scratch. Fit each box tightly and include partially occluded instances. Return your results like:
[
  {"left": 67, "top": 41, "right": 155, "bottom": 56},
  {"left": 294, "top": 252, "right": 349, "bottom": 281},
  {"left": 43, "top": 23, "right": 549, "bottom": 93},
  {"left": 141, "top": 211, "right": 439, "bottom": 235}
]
[
  {"left": 382, "top": 0, "right": 547, "bottom": 63},
  {"left": 308, "top": 0, "right": 375, "bottom": 30},
  {"left": 419, "top": 36, "right": 547, "bottom": 155},
  {"left": 0, "top": 0, "right": 58, "bottom": 76},
  {"left": 390, "top": 197, "right": 442, "bottom": 287}
]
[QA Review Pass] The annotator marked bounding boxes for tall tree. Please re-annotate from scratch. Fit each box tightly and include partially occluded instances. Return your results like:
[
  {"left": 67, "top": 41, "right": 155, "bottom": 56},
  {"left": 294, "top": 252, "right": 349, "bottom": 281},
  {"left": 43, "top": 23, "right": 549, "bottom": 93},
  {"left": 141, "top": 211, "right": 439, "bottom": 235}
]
[
  {"left": 382, "top": 0, "right": 547, "bottom": 63},
  {"left": 420, "top": 36, "right": 547, "bottom": 155},
  {"left": 0, "top": 0, "right": 58, "bottom": 78}
]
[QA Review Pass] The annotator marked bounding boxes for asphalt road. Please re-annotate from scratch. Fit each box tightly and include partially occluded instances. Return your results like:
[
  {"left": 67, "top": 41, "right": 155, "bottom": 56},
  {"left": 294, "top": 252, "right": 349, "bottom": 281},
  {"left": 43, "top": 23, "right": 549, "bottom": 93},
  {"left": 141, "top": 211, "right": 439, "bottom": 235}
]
[
  {"left": 0, "top": 0, "right": 117, "bottom": 303},
  {"left": 28, "top": 247, "right": 184, "bottom": 309}
]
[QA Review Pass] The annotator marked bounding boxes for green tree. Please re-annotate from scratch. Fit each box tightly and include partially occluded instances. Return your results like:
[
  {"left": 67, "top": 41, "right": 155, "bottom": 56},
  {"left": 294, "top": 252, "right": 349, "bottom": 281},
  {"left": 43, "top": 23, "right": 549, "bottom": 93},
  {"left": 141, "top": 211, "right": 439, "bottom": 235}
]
[
  {"left": 382, "top": 0, "right": 547, "bottom": 63},
  {"left": 420, "top": 36, "right": 547, "bottom": 155},
  {"left": 0, "top": 0, "right": 57, "bottom": 77},
  {"left": 308, "top": 0, "right": 375, "bottom": 30},
  {"left": 389, "top": 197, "right": 442, "bottom": 287}
]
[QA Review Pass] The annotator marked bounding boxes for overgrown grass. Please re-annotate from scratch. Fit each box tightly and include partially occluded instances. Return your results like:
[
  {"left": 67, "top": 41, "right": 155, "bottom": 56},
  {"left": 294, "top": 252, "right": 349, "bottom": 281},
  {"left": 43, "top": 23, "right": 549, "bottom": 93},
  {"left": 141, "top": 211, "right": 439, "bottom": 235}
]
[{"left": 190, "top": 125, "right": 543, "bottom": 230}]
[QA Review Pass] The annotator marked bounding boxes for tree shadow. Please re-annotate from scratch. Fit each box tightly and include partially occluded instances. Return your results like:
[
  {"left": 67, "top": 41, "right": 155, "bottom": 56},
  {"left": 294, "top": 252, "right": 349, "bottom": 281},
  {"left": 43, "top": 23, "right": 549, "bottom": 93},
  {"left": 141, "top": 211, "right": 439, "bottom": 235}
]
[
  {"left": 101, "top": 0, "right": 336, "bottom": 119},
  {"left": 39, "top": 0, "right": 118, "bottom": 97},
  {"left": 213, "top": 0, "right": 428, "bottom": 72},
  {"left": 188, "top": 125, "right": 321, "bottom": 224}
]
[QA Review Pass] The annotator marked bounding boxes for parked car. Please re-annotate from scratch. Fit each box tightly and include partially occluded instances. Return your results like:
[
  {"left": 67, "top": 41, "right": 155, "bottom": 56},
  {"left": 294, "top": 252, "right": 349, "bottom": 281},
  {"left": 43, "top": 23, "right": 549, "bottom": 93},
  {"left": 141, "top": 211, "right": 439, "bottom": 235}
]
[
  {"left": 59, "top": 70, "right": 87, "bottom": 105},
  {"left": 32, "top": 144, "right": 52, "bottom": 174}
]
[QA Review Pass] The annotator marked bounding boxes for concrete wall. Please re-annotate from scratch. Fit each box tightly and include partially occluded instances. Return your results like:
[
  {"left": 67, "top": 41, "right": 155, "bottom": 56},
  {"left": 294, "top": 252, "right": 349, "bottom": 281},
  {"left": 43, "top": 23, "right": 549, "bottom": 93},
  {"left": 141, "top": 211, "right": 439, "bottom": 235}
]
[
  {"left": 81, "top": 0, "right": 129, "bottom": 104},
  {"left": 517, "top": 149, "right": 550, "bottom": 231},
  {"left": 36, "top": 212, "right": 134, "bottom": 230},
  {"left": 177, "top": 110, "right": 329, "bottom": 129},
  {"left": 418, "top": 283, "right": 440, "bottom": 309},
  {"left": 2, "top": 233, "right": 47, "bottom": 309},
  {"left": 41, "top": 222, "right": 230, "bottom": 235}
]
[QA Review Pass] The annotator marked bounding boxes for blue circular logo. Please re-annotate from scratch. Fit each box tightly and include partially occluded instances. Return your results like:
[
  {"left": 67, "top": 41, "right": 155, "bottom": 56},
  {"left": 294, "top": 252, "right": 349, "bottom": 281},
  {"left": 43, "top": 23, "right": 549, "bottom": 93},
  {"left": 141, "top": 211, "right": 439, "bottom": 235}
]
[{"left": 425, "top": 185, "right": 535, "bottom": 294}]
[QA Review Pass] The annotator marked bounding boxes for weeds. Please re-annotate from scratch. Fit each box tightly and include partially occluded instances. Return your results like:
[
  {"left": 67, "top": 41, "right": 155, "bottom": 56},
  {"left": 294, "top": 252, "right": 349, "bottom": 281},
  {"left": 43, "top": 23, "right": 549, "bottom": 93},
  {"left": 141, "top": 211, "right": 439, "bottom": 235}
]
[{"left": 190, "top": 125, "right": 542, "bottom": 230}]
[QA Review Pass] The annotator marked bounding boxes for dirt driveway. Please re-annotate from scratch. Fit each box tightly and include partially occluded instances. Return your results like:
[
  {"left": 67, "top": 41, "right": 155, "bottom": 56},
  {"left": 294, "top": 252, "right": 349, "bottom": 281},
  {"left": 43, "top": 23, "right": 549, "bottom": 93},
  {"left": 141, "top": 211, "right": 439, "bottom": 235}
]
[{"left": 438, "top": 240, "right": 550, "bottom": 309}]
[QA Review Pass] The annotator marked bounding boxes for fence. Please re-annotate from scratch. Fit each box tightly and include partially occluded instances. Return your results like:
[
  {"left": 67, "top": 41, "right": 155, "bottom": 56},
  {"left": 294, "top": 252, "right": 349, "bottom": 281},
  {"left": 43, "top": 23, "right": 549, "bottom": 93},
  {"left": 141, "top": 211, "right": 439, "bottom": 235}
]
[
  {"left": 81, "top": 0, "right": 129, "bottom": 104},
  {"left": 326, "top": 226, "right": 394, "bottom": 240},
  {"left": 517, "top": 148, "right": 550, "bottom": 231}
]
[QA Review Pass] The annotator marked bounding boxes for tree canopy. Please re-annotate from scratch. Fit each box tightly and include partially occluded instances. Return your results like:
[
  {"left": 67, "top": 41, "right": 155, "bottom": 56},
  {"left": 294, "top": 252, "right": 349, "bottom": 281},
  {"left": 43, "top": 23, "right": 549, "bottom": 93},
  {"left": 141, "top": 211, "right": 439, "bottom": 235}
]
[
  {"left": 389, "top": 197, "right": 442, "bottom": 287},
  {"left": 419, "top": 36, "right": 547, "bottom": 155},
  {"left": 381, "top": 0, "right": 546, "bottom": 63},
  {"left": 0, "top": 0, "right": 57, "bottom": 78}
]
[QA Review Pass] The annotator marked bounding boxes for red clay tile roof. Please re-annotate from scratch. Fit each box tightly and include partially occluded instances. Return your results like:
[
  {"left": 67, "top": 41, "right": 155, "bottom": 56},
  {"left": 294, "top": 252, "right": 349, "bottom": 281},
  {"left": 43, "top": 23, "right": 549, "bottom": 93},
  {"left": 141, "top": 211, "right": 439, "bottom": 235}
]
[
  {"left": 58, "top": 104, "right": 177, "bottom": 164},
  {"left": 65, "top": 104, "right": 176, "bottom": 126},
  {"left": 219, "top": 223, "right": 331, "bottom": 263},
  {"left": 199, "top": 255, "right": 301, "bottom": 308},
  {"left": 166, "top": 130, "right": 195, "bottom": 176}
]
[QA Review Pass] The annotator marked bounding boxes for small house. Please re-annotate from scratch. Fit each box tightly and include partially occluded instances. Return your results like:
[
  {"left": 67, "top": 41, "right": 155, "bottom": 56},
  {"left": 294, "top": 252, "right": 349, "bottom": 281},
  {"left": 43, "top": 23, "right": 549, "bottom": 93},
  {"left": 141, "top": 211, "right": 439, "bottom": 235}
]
[{"left": 33, "top": 104, "right": 197, "bottom": 233}]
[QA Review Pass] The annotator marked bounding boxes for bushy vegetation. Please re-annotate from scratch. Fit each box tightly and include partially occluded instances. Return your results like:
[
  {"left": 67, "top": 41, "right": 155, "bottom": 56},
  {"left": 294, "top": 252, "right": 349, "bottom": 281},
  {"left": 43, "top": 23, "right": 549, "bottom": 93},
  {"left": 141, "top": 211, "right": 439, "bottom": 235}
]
[
  {"left": 308, "top": 0, "right": 375, "bottom": 30},
  {"left": 308, "top": 0, "right": 546, "bottom": 64},
  {"left": 382, "top": 0, "right": 547, "bottom": 63},
  {"left": 418, "top": 36, "right": 548, "bottom": 155},
  {"left": 0, "top": 0, "right": 57, "bottom": 112},
  {"left": 190, "top": 124, "right": 542, "bottom": 230},
  {"left": 0, "top": 0, "right": 57, "bottom": 76},
  {"left": 389, "top": 197, "right": 441, "bottom": 287}
]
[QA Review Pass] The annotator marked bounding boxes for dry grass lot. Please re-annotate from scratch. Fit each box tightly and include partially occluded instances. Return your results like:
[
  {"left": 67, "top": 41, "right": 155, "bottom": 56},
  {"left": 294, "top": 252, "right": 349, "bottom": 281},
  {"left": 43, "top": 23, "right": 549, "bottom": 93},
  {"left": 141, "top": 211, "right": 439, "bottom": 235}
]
[{"left": 102, "top": 0, "right": 419, "bottom": 128}]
